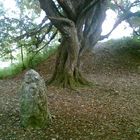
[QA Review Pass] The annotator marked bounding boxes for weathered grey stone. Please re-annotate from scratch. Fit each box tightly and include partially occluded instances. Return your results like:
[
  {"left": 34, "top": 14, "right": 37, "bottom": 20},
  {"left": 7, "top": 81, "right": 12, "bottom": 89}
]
[{"left": 20, "top": 69, "right": 51, "bottom": 128}]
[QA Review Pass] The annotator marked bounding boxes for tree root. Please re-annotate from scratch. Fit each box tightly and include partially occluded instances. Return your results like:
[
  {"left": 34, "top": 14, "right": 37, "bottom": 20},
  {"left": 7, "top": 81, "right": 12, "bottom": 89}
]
[{"left": 46, "top": 69, "right": 93, "bottom": 89}]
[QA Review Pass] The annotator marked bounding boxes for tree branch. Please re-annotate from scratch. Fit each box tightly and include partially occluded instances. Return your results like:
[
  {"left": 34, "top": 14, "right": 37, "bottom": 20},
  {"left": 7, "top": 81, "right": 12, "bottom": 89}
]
[
  {"left": 14, "top": 16, "right": 50, "bottom": 41},
  {"left": 39, "top": 0, "right": 61, "bottom": 18},
  {"left": 77, "top": 0, "right": 98, "bottom": 23},
  {"left": 29, "top": 30, "right": 58, "bottom": 62},
  {"left": 57, "top": 0, "right": 77, "bottom": 20},
  {"left": 100, "top": 1, "right": 140, "bottom": 40},
  {"left": 39, "top": 0, "right": 75, "bottom": 35}
]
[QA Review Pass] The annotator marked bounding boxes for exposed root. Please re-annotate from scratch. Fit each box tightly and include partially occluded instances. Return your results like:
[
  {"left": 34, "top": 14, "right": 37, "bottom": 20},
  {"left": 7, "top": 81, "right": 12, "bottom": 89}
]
[{"left": 47, "top": 69, "right": 93, "bottom": 89}]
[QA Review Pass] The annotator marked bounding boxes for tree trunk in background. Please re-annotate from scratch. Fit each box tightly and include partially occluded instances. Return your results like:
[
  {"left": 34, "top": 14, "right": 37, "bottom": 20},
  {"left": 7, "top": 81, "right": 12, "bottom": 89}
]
[
  {"left": 39, "top": 0, "right": 107, "bottom": 88},
  {"left": 48, "top": 24, "right": 89, "bottom": 88}
]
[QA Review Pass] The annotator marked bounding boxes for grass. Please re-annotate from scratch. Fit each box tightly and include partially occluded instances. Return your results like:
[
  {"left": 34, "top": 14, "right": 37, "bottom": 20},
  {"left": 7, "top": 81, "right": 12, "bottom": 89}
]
[
  {"left": 25, "top": 46, "right": 57, "bottom": 68},
  {"left": 104, "top": 37, "right": 140, "bottom": 68},
  {"left": 106, "top": 37, "right": 140, "bottom": 58},
  {"left": 0, "top": 46, "right": 57, "bottom": 79},
  {"left": 0, "top": 64, "right": 23, "bottom": 79}
]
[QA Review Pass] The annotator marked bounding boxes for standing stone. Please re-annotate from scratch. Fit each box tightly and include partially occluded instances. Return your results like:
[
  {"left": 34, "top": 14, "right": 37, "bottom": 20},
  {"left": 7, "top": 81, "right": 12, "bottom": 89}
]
[{"left": 20, "top": 69, "right": 51, "bottom": 128}]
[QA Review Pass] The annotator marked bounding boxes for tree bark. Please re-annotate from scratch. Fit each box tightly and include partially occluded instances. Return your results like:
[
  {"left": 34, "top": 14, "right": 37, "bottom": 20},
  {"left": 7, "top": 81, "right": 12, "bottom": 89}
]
[
  {"left": 39, "top": 0, "right": 107, "bottom": 88},
  {"left": 48, "top": 23, "right": 89, "bottom": 88}
]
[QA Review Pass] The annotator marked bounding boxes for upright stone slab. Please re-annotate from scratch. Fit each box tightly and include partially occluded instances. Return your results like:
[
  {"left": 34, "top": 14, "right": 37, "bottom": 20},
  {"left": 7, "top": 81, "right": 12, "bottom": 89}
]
[{"left": 20, "top": 69, "right": 51, "bottom": 128}]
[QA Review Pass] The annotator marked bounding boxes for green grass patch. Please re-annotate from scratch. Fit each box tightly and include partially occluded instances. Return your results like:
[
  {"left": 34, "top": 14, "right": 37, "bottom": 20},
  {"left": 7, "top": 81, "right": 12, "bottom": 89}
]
[
  {"left": 25, "top": 46, "right": 57, "bottom": 68},
  {"left": 105, "top": 37, "right": 140, "bottom": 66},
  {"left": 0, "top": 63, "right": 23, "bottom": 79},
  {"left": 106, "top": 37, "right": 140, "bottom": 58},
  {"left": 0, "top": 46, "right": 57, "bottom": 79}
]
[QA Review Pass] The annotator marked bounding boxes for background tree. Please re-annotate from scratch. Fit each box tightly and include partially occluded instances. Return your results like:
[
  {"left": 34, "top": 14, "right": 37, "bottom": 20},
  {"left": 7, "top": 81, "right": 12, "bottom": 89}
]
[
  {"left": 38, "top": 0, "right": 140, "bottom": 88},
  {"left": 38, "top": 0, "right": 108, "bottom": 88},
  {"left": 102, "top": 0, "right": 140, "bottom": 39},
  {"left": 0, "top": 0, "right": 58, "bottom": 68}
]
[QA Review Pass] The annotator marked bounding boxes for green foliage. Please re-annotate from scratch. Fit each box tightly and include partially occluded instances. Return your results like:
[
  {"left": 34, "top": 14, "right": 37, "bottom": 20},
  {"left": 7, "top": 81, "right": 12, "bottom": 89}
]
[
  {"left": 0, "top": 63, "right": 23, "bottom": 79},
  {"left": 109, "top": 0, "right": 140, "bottom": 38},
  {"left": 0, "top": 0, "right": 59, "bottom": 75},
  {"left": 16, "top": 0, "right": 41, "bottom": 15},
  {"left": 106, "top": 37, "right": 140, "bottom": 59},
  {"left": 25, "top": 45, "right": 57, "bottom": 68},
  {"left": 109, "top": 0, "right": 130, "bottom": 12},
  {"left": 0, "top": 1, "right": 40, "bottom": 59},
  {"left": 0, "top": 46, "right": 57, "bottom": 79}
]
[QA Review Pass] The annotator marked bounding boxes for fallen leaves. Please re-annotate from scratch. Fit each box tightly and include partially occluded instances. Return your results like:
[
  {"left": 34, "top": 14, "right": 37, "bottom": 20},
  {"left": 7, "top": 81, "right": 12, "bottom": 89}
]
[{"left": 0, "top": 45, "right": 140, "bottom": 139}]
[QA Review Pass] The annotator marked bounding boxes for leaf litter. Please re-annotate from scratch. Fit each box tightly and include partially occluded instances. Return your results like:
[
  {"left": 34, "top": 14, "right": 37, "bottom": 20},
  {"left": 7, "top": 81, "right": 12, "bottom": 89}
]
[{"left": 0, "top": 44, "right": 140, "bottom": 140}]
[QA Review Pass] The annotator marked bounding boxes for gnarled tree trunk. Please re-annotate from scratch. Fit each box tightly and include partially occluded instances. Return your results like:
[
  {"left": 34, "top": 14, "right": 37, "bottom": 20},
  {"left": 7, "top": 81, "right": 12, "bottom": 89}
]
[
  {"left": 39, "top": 0, "right": 107, "bottom": 88},
  {"left": 48, "top": 22, "right": 88, "bottom": 88}
]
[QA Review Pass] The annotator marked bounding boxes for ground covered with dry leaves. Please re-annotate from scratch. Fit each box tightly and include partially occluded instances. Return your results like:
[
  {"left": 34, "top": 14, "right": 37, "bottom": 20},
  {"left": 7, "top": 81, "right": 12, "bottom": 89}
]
[{"left": 0, "top": 43, "right": 140, "bottom": 140}]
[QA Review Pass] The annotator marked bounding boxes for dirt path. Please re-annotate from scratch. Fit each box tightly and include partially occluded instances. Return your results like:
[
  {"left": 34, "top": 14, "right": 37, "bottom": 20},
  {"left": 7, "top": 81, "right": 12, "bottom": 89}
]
[{"left": 0, "top": 43, "right": 140, "bottom": 140}]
